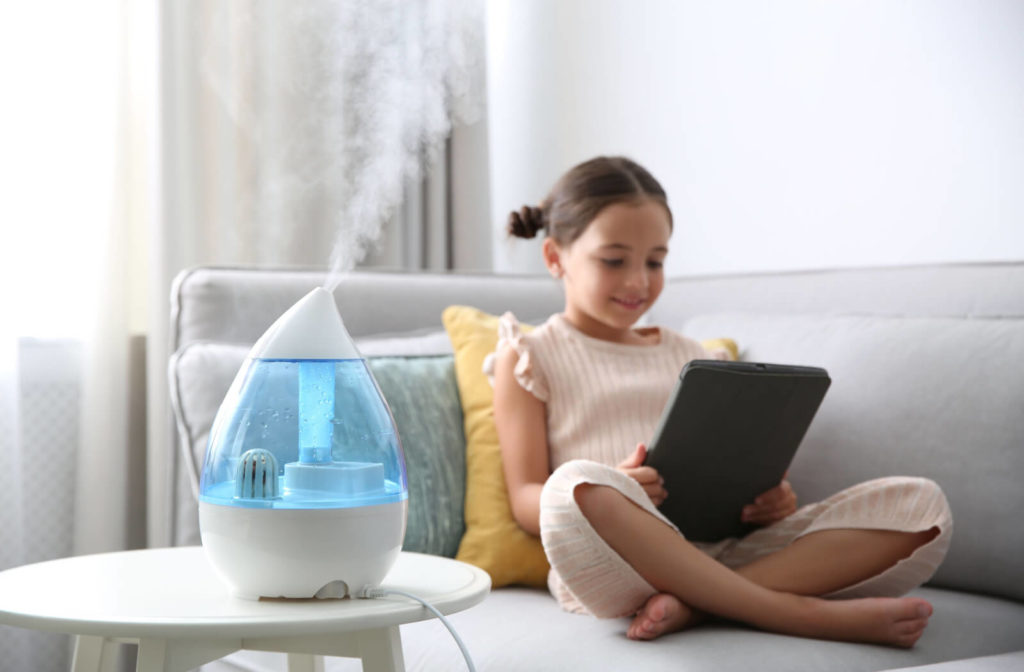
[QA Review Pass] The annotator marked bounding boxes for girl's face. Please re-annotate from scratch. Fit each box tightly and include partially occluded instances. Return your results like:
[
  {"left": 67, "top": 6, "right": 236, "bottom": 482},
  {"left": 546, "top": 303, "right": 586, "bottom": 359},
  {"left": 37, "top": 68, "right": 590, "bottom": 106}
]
[{"left": 544, "top": 200, "right": 671, "bottom": 343}]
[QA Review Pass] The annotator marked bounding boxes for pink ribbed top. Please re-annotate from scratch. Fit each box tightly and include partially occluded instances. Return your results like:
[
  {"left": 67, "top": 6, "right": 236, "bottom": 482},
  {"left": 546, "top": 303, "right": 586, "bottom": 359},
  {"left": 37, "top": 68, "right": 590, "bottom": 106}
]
[{"left": 485, "top": 313, "right": 709, "bottom": 470}]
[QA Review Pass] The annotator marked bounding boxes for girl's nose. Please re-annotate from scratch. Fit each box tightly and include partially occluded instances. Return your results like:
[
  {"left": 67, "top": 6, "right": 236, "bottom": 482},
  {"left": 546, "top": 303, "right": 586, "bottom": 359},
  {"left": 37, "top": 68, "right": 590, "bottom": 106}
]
[{"left": 625, "top": 265, "right": 649, "bottom": 289}]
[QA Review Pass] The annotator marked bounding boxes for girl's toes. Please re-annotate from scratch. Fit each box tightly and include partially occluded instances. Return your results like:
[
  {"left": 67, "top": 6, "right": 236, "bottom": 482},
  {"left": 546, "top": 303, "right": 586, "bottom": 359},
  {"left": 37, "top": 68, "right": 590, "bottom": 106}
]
[{"left": 627, "top": 593, "right": 699, "bottom": 641}]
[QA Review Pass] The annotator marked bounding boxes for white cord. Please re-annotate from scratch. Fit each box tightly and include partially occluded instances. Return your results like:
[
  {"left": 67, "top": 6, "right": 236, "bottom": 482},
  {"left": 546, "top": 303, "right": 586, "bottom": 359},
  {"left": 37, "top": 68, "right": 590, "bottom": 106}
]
[{"left": 360, "top": 586, "right": 477, "bottom": 672}]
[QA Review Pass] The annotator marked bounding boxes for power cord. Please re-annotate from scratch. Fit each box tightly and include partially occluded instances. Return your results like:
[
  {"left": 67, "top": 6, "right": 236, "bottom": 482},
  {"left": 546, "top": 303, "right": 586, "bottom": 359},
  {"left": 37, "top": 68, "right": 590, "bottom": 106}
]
[{"left": 360, "top": 586, "right": 477, "bottom": 672}]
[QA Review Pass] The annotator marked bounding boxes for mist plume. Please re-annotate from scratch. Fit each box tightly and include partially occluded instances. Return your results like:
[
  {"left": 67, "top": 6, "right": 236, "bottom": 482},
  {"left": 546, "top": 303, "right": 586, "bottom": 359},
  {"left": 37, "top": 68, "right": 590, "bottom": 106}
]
[{"left": 198, "top": 1, "right": 484, "bottom": 289}]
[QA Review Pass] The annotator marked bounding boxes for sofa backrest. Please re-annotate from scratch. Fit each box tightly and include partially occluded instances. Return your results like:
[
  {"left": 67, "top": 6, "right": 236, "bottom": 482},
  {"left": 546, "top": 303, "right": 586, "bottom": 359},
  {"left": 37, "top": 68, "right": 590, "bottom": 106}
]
[
  {"left": 651, "top": 262, "right": 1024, "bottom": 325},
  {"left": 171, "top": 267, "right": 566, "bottom": 350}
]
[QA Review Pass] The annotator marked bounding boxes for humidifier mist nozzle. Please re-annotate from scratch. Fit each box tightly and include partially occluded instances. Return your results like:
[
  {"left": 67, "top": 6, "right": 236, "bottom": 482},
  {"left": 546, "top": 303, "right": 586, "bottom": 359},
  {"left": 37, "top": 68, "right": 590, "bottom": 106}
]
[{"left": 250, "top": 287, "right": 360, "bottom": 360}]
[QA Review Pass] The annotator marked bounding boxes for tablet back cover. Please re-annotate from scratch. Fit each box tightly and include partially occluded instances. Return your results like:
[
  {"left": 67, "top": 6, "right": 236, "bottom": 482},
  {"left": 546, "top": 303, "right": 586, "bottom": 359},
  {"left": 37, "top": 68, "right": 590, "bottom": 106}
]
[{"left": 646, "top": 361, "right": 830, "bottom": 542}]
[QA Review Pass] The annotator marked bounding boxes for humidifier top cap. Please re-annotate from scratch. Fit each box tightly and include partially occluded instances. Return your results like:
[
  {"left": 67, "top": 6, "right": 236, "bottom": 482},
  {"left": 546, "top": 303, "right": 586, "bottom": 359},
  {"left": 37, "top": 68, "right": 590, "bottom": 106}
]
[{"left": 251, "top": 287, "right": 360, "bottom": 360}]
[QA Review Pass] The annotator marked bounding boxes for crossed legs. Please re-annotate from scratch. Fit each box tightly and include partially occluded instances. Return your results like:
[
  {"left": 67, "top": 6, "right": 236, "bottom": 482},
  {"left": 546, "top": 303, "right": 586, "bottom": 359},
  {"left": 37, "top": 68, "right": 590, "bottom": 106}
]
[
  {"left": 735, "top": 525, "right": 940, "bottom": 595},
  {"left": 573, "top": 483, "right": 940, "bottom": 647}
]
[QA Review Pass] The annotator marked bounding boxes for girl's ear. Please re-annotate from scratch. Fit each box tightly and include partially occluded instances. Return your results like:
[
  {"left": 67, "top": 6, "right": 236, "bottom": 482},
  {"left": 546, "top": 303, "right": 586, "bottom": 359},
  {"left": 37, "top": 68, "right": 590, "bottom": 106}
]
[{"left": 542, "top": 238, "right": 563, "bottom": 278}]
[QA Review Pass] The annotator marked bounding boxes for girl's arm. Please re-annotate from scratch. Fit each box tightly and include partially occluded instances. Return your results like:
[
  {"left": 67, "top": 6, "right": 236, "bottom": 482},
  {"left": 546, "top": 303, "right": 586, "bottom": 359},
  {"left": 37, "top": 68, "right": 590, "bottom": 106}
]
[{"left": 492, "top": 344, "right": 550, "bottom": 537}]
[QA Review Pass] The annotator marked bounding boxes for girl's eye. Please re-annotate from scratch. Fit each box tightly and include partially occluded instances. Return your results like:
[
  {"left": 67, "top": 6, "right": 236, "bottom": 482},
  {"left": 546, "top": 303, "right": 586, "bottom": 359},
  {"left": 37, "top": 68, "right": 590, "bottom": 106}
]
[
  {"left": 600, "top": 258, "right": 625, "bottom": 268},
  {"left": 647, "top": 260, "right": 664, "bottom": 270}
]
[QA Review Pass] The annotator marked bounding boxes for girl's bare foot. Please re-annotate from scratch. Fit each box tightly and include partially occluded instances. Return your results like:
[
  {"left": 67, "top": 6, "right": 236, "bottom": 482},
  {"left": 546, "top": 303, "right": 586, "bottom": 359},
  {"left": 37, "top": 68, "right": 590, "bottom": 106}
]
[
  {"left": 796, "top": 596, "right": 934, "bottom": 648},
  {"left": 627, "top": 593, "right": 704, "bottom": 641}
]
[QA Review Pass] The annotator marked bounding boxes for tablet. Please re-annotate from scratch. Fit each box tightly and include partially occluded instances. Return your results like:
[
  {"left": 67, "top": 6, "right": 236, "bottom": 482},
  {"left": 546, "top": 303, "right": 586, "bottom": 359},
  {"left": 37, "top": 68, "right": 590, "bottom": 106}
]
[{"left": 644, "top": 360, "right": 830, "bottom": 542}]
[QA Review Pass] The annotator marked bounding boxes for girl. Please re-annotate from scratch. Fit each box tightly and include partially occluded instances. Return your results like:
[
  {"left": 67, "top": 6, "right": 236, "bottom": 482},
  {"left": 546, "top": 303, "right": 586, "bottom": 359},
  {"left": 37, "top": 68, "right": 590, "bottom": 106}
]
[{"left": 487, "top": 156, "right": 952, "bottom": 647}]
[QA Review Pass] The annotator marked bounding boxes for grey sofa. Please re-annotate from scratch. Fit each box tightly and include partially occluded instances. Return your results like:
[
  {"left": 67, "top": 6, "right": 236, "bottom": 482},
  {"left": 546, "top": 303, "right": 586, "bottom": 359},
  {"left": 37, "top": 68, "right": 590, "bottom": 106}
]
[{"left": 168, "top": 263, "right": 1024, "bottom": 672}]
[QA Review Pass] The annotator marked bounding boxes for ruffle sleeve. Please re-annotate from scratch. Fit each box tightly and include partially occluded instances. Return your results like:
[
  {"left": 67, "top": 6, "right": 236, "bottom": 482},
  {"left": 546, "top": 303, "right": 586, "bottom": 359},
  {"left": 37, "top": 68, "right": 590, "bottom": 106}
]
[{"left": 482, "top": 312, "right": 550, "bottom": 402}]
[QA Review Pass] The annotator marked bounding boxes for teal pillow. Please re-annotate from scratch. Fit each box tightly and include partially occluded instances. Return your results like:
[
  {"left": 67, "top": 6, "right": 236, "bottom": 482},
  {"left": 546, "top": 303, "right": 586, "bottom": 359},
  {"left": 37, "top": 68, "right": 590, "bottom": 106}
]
[{"left": 368, "top": 355, "right": 466, "bottom": 557}]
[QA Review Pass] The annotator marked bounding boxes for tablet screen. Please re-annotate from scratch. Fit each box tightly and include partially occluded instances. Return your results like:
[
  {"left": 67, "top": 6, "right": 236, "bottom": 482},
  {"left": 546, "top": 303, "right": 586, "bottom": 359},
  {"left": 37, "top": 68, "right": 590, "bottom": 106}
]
[{"left": 645, "top": 360, "right": 830, "bottom": 542}]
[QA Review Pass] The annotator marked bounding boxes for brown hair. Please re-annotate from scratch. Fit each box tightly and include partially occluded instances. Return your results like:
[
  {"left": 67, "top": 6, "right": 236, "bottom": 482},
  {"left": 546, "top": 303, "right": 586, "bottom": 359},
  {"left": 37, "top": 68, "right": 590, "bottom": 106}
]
[{"left": 507, "top": 156, "right": 672, "bottom": 245}]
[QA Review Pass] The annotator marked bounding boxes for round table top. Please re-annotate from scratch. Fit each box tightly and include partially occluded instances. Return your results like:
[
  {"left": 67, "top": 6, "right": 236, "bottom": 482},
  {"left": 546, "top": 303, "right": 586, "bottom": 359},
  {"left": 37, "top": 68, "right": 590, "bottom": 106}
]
[{"left": 0, "top": 547, "right": 490, "bottom": 639}]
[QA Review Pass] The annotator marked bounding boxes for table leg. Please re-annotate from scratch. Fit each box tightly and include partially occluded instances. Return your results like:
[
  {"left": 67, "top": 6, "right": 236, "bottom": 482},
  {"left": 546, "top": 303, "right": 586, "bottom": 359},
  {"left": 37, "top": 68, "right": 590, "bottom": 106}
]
[
  {"left": 72, "top": 636, "right": 118, "bottom": 672},
  {"left": 135, "top": 637, "right": 240, "bottom": 672},
  {"left": 246, "top": 627, "right": 404, "bottom": 672},
  {"left": 357, "top": 626, "right": 405, "bottom": 672},
  {"left": 286, "top": 653, "right": 325, "bottom": 672}
]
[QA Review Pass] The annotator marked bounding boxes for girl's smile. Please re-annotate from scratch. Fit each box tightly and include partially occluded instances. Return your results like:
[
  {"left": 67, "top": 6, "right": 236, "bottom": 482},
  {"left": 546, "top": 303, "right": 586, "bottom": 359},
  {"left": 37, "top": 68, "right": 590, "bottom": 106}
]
[{"left": 612, "top": 296, "right": 647, "bottom": 311}]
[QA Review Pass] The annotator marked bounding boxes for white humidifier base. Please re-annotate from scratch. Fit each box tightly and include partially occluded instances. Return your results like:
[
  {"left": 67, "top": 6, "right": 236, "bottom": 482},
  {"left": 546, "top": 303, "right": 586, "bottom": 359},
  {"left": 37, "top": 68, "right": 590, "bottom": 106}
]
[{"left": 199, "top": 500, "right": 407, "bottom": 600}]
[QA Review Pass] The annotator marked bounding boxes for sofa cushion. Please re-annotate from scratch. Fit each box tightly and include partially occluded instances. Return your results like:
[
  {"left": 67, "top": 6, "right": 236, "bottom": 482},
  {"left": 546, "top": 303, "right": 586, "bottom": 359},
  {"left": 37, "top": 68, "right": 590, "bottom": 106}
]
[
  {"left": 682, "top": 313, "right": 1024, "bottom": 602},
  {"left": 880, "top": 651, "right": 1024, "bottom": 672},
  {"left": 403, "top": 585, "right": 1024, "bottom": 672},
  {"left": 169, "top": 342, "right": 465, "bottom": 557},
  {"left": 206, "top": 585, "right": 1024, "bottom": 672}
]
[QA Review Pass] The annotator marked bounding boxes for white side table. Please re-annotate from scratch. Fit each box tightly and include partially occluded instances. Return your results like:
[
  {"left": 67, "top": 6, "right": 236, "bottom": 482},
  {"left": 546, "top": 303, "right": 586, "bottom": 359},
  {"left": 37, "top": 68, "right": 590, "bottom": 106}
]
[{"left": 0, "top": 546, "right": 490, "bottom": 672}]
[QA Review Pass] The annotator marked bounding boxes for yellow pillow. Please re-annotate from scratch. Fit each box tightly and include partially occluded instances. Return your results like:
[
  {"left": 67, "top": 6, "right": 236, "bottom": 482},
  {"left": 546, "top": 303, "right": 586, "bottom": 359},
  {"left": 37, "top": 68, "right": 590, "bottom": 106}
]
[
  {"left": 701, "top": 337, "right": 740, "bottom": 361},
  {"left": 442, "top": 305, "right": 738, "bottom": 588},
  {"left": 442, "top": 305, "right": 549, "bottom": 587}
]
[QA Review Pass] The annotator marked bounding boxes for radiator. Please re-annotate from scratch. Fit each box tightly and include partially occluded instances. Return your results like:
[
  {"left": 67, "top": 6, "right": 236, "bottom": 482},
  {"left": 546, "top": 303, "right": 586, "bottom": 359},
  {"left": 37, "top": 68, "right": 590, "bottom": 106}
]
[{"left": 0, "top": 338, "right": 81, "bottom": 672}]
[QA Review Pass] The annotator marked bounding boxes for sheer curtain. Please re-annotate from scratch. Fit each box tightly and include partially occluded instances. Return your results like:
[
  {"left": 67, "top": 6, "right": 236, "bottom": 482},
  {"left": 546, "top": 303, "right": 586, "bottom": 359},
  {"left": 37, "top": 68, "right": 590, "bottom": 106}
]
[{"left": 0, "top": 2, "right": 147, "bottom": 670}]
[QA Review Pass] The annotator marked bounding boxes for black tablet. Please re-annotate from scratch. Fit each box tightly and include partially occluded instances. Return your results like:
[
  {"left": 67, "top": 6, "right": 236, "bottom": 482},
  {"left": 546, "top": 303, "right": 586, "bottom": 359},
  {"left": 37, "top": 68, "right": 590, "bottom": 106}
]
[{"left": 644, "top": 360, "right": 830, "bottom": 542}]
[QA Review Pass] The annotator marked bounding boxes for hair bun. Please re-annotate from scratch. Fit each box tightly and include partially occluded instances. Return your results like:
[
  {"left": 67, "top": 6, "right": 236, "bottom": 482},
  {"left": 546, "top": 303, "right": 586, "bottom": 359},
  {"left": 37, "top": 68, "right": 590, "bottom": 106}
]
[{"left": 508, "top": 205, "right": 545, "bottom": 239}]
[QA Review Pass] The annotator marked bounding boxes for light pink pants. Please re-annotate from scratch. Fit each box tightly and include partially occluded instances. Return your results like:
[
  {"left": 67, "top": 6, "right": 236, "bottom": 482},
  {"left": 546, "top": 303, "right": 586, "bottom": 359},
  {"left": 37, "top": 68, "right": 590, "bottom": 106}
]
[{"left": 539, "top": 459, "right": 953, "bottom": 618}]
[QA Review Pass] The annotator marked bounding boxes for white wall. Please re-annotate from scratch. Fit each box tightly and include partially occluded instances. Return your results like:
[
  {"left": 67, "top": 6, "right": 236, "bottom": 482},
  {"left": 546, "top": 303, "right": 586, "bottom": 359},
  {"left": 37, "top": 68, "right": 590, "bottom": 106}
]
[{"left": 487, "top": 0, "right": 1024, "bottom": 277}]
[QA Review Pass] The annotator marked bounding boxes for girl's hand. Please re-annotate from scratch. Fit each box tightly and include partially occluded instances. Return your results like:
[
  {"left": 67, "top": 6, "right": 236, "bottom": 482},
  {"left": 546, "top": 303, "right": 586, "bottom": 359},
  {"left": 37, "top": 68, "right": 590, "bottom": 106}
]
[
  {"left": 616, "top": 443, "right": 667, "bottom": 507},
  {"left": 741, "top": 477, "right": 797, "bottom": 526}
]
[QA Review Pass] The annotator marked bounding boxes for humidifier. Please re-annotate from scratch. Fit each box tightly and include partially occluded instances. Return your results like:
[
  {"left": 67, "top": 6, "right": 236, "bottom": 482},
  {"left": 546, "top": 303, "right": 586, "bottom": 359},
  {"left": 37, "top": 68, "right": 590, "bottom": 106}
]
[{"left": 198, "top": 287, "right": 408, "bottom": 600}]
